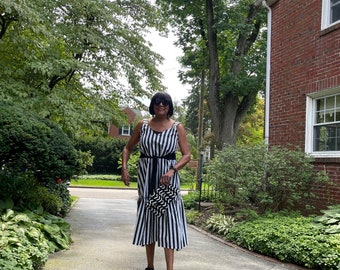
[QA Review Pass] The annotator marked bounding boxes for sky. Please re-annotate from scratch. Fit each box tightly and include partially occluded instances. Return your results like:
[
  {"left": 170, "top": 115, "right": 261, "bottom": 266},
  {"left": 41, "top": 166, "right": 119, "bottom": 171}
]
[{"left": 147, "top": 31, "right": 190, "bottom": 104}]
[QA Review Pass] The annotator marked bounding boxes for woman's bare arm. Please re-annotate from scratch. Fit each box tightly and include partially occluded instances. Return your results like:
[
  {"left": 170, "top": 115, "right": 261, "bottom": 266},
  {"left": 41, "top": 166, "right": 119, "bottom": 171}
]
[{"left": 121, "top": 120, "right": 143, "bottom": 186}]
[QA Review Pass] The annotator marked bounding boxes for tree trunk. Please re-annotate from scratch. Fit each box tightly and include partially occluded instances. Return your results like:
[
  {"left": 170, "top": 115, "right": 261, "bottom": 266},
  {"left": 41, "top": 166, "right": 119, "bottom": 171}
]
[
  {"left": 205, "top": 0, "right": 262, "bottom": 150},
  {"left": 205, "top": 0, "right": 221, "bottom": 148}
]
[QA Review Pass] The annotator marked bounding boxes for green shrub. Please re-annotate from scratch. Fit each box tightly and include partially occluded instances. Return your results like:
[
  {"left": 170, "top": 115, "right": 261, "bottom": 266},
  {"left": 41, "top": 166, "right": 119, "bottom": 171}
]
[
  {"left": 78, "top": 174, "right": 120, "bottom": 180},
  {"left": 185, "top": 210, "right": 203, "bottom": 226},
  {"left": 0, "top": 102, "right": 83, "bottom": 215},
  {"left": 206, "top": 144, "right": 329, "bottom": 212},
  {"left": 226, "top": 212, "right": 340, "bottom": 269},
  {"left": 178, "top": 167, "right": 196, "bottom": 185},
  {"left": 0, "top": 102, "right": 83, "bottom": 184},
  {"left": 0, "top": 208, "right": 72, "bottom": 269},
  {"left": 75, "top": 136, "right": 126, "bottom": 174},
  {"left": 0, "top": 171, "right": 70, "bottom": 216},
  {"left": 118, "top": 150, "right": 140, "bottom": 182},
  {"left": 183, "top": 191, "right": 200, "bottom": 209}
]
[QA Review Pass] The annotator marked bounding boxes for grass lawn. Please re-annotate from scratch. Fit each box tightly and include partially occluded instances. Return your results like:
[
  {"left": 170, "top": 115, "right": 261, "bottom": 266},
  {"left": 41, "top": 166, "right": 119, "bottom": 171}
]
[
  {"left": 70, "top": 178, "right": 138, "bottom": 188},
  {"left": 70, "top": 175, "right": 193, "bottom": 189}
]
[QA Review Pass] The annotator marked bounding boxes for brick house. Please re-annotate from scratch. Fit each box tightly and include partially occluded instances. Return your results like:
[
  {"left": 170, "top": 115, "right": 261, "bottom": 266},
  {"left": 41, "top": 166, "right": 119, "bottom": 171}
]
[
  {"left": 265, "top": 0, "right": 340, "bottom": 209},
  {"left": 108, "top": 107, "right": 142, "bottom": 139}
]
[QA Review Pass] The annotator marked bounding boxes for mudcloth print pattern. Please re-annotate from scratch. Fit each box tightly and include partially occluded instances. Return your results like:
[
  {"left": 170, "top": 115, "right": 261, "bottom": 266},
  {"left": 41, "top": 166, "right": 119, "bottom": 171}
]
[
  {"left": 132, "top": 120, "right": 188, "bottom": 250},
  {"left": 146, "top": 185, "right": 180, "bottom": 217}
]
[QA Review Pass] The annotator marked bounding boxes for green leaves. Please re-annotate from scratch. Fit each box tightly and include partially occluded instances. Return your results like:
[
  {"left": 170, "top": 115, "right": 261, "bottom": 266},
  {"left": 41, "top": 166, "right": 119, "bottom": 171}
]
[
  {"left": 0, "top": 208, "right": 72, "bottom": 269},
  {"left": 314, "top": 205, "right": 340, "bottom": 234},
  {"left": 206, "top": 214, "right": 235, "bottom": 236},
  {"left": 0, "top": 198, "right": 14, "bottom": 210},
  {"left": 158, "top": 0, "right": 267, "bottom": 148},
  {"left": 0, "top": 0, "right": 166, "bottom": 136},
  {"left": 206, "top": 144, "right": 329, "bottom": 212},
  {"left": 226, "top": 212, "right": 340, "bottom": 269}
]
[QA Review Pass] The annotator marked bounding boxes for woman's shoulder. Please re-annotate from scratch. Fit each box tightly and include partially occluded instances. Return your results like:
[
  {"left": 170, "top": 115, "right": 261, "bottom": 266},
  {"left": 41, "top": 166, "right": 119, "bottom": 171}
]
[
  {"left": 173, "top": 120, "right": 182, "bottom": 127},
  {"left": 133, "top": 119, "right": 146, "bottom": 130},
  {"left": 174, "top": 121, "right": 187, "bottom": 134},
  {"left": 135, "top": 119, "right": 144, "bottom": 125}
]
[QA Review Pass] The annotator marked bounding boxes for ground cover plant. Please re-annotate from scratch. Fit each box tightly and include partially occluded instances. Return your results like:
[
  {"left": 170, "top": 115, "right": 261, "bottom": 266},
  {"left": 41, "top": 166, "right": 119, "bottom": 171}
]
[
  {"left": 185, "top": 206, "right": 340, "bottom": 269},
  {"left": 313, "top": 205, "right": 340, "bottom": 234},
  {"left": 0, "top": 207, "right": 72, "bottom": 270},
  {"left": 226, "top": 212, "right": 340, "bottom": 269}
]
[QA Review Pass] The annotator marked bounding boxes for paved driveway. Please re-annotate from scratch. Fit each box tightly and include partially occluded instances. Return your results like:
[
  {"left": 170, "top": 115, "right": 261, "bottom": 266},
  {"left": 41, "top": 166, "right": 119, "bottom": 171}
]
[{"left": 43, "top": 188, "right": 307, "bottom": 270}]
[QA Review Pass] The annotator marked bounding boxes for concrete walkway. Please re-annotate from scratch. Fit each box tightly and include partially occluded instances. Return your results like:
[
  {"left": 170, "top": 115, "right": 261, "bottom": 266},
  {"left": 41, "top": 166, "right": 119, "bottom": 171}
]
[{"left": 43, "top": 188, "right": 308, "bottom": 270}]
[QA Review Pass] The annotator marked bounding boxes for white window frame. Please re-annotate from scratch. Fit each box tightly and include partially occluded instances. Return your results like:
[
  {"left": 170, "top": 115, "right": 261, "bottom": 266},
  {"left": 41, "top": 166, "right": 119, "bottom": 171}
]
[
  {"left": 306, "top": 87, "right": 340, "bottom": 158},
  {"left": 120, "top": 125, "right": 131, "bottom": 136},
  {"left": 321, "top": 0, "right": 340, "bottom": 30}
]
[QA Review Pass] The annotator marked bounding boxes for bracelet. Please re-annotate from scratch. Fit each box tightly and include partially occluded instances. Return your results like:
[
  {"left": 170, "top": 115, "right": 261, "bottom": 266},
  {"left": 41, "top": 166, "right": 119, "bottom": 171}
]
[{"left": 170, "top": 165, "right": 177, "bottom": 173}]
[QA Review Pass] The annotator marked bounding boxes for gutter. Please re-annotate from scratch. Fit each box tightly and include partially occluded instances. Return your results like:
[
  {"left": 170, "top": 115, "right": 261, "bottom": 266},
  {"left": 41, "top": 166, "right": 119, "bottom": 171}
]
[{"left": 263, "top": 1, "right": 272, "bottom": 146}]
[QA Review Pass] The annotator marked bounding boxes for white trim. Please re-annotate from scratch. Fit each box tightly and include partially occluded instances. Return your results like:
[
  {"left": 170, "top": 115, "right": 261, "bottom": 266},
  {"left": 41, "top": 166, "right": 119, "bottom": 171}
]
[
  {"left": 120, "top": 126, "right": 131, "bottom": 136},
  {"left": 309, "top": 152, "right": 340, "bottom": 158},
  {"left": 321, "top": 0, "right": 340, "bottom": 30},
  {"left": 305, "top": 95, "right": 314, "bottom": 154},
  {"left": 306, "top": 88, "right": 340, "bottom": 158},
  {"left": 263, "top": 1, "right": 272, "bottom": 146},
  {"left": 308, "top": 87, "right": 340, "bottom": 99},
  {"left": 322, "top": 0, "right": 331, "bottom": 30}
]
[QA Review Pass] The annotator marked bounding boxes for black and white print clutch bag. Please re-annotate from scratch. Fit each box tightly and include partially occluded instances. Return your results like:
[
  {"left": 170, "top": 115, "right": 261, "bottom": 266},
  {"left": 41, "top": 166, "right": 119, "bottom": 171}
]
[{"left": 146, "top": 185, "right": 179, "bottom": 217}]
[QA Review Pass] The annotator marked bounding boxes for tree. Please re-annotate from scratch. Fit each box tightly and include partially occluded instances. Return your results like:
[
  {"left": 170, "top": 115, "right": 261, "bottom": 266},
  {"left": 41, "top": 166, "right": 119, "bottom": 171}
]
[
  {"left": 0, "top": 0, "right": 166, "bottom": 136},
  {"left": 237, "top": 97, "right": 264, "bottom": 145},
  {"left": 157, "top": 0, "right": 267, "bottom": 150}
]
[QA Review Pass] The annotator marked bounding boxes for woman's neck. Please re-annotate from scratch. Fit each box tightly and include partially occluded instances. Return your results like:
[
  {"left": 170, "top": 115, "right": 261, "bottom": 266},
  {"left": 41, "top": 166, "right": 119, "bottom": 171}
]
[
  {"left": 149, "top": 117, "right": 173, "bottom": 132},
  {"left": 152, "top": 115, "right": 169, "bottom": 121}
]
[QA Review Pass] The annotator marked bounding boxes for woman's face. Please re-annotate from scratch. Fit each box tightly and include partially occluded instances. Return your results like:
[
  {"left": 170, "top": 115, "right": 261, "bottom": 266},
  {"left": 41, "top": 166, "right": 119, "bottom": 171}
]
[{"left": 153, "top": 98, "right": 169, "bottom": 117}]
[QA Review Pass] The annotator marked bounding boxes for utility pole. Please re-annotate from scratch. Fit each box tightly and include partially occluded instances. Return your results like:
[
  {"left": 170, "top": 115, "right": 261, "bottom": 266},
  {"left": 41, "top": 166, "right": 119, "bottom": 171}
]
[{"left": 196, "top": 68, "right": 205, "bottom": 191}]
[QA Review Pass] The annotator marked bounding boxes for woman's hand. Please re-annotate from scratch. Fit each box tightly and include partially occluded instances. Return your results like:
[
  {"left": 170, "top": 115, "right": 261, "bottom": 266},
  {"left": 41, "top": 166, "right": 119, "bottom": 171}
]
[
  {"left": 160, "top": 169, "right": 175, "bottom": 186},
  {"left": 121, "top": 169, "right": 130, "bottom": 187}
]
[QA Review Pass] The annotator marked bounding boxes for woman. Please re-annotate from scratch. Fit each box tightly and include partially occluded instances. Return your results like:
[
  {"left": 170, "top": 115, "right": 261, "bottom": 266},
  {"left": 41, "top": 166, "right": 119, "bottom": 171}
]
[{"left": 121, "top": 92, "right": 191, "bottom": 270}]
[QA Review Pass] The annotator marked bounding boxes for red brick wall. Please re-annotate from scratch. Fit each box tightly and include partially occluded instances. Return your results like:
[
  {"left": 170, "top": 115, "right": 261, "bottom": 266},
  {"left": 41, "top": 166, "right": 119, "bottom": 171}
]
[
  {"left": 269, "top": 0, "right": 340, "bottom": 208},
  {"left": 108, "top": 107, "right": 140, "bottom": 140}
]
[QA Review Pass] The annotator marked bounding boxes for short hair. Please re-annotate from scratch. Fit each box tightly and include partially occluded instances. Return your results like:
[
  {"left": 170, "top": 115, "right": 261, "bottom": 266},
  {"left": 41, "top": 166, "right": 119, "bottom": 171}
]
[{"left": 149, "top": 92, "right": 174, "bottom": 117}]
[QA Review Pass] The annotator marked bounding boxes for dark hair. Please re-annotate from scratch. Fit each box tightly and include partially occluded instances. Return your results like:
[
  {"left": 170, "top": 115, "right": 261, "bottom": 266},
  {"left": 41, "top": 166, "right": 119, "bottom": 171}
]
[{"left": 149, "top": 92, "right": 174, "bottom": 117}]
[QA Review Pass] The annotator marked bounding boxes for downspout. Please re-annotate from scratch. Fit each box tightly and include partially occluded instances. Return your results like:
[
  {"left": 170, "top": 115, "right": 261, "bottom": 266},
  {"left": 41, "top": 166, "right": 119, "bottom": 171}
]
[{"left": 262, "top": 0, "right": 272, "bottom": 146}]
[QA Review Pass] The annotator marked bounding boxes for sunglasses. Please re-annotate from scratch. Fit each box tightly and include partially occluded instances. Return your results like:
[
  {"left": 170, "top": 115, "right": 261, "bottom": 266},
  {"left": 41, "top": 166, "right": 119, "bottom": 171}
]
[{"left": 154, "top": 98, "right": 170, "bottom": 106}]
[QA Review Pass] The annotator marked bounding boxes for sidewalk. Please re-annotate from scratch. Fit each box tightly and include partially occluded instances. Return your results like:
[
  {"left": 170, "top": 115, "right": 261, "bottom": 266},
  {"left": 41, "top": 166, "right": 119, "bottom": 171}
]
[{"left": 43, "top": 188, "right": 308, "bottom": 270}]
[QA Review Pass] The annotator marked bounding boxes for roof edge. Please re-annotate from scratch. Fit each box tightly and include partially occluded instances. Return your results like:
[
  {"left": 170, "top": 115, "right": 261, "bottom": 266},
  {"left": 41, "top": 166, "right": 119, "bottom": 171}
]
[{"left": 266, "top": 0, "right": 279, "bottom": 6}]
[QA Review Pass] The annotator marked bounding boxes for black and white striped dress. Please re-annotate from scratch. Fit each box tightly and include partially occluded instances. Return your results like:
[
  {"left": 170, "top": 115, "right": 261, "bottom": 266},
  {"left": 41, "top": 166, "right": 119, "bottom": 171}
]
[{"left": 132, "top": 120, "right": 188, "bottom": 250}]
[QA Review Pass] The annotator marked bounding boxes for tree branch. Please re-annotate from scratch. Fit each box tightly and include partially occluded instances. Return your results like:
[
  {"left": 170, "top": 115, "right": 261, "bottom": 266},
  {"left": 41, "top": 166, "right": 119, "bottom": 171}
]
[
  {"left": 0, "top": 14, "right": 17, "bottom": 39},
  {"left": 231, "top": 3, "right": 262, "bottom": 75}
]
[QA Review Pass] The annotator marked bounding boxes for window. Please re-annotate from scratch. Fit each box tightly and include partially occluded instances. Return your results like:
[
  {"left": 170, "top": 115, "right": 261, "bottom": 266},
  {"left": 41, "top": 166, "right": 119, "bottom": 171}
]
[
  {"left": 314, "top": 95, "right": 340, "bottom": 151},
  {"left": 331, "top": 0, "right": 340, "bottom": 23},
  {"left": 322, "top": 0, "right": 340, "bottom": 29},
  {"left": 306, "top": 90, "right": 340, "bottom": 157},
  {"left": 120, "top": 125, "right": 132, "bottom": 136}
]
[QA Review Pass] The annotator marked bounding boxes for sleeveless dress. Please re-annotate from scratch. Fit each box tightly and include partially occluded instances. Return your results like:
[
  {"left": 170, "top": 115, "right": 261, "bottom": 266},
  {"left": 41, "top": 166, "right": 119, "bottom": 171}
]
[{"left": 132, "top": 120, "right": 188, "bottom": 250}]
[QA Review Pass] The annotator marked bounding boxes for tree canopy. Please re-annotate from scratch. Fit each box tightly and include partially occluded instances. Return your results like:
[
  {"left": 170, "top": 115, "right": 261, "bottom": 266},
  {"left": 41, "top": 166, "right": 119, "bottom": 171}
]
[
  {"left": 157, "top": 0, "right": 267, "bottom": 150},
  {"left": 0, "top": 0, "right": 166, "bottom": 136}
]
